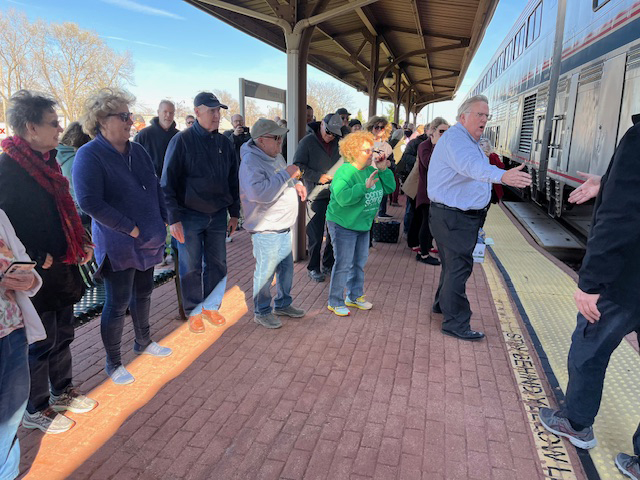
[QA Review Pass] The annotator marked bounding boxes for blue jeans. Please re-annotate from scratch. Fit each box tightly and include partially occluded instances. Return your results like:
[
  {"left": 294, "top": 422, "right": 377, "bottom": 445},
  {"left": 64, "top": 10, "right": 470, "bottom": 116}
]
[
  {"left": 177, "top": 210, "right": 228, "bottom": 316},
  {"left": 0, "top": 328, "right": 29, "bottom": 480},
  {"left": 251, "top": 231, "right": 293, "bottom": 315},
  {"left": 101, "top": 260, "right": 154, "bottom": 371},
  {"left": 327, "top": 221, "right": 370, "bottom": 307}
]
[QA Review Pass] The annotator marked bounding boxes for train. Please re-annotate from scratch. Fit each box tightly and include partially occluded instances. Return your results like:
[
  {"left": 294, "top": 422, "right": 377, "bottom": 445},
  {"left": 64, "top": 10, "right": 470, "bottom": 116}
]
[{"left": 467, "top": 0, "right": 640, "bottom": 217}]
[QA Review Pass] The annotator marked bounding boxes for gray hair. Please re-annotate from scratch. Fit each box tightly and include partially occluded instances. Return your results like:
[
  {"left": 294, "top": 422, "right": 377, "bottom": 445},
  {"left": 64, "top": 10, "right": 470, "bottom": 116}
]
[
  {"left": 158, "top": 99, "right": 175, "bottom": 109},
  {"left": 478, "top": 138, "right": 494, "bottom": 155},
  {"left": 457, "top": 94, "right": 489, "bottom": 121},
  {"left": 81, "top": 88, "right": 136, "bottom": 138},
  {"left": 7, "top": 90, "right": 57, "bottom": 137},
  {"left": 430, "top": 117, "right": 450, "bottom": 131}
]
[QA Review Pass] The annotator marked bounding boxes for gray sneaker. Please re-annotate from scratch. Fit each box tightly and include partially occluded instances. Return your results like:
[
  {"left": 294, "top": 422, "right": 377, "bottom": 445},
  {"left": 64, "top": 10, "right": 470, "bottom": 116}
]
[
  {"left": 273, "top": 305, "right": 306, "bottom": 318},
  {"left": 538, "top": 407, "right": 597, "bottom": 449},
  {"left": 616, "top": 453, "right": 640, "bottom": 479},
  {"left": 254, "top": 312, "right": 282, "bottom": 329},
  {"left": 23, "top": 407, "right": 75, "bottom": 434},
  {"left": 50, "top": 386, "right": 98, "bottom": 413}
]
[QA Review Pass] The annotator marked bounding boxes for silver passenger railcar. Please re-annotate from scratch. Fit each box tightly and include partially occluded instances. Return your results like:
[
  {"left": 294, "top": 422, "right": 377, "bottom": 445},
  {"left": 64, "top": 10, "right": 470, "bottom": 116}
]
[{"left": 468, "top": 0, "right": 640, "bottom": 217}]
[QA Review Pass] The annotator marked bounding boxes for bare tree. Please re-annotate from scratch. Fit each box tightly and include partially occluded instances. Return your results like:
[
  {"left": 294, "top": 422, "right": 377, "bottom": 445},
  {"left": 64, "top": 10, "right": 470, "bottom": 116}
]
[
  {"left": 306, "top": 80, "right": 354, "bottom": 121},
  {"left": 212, "top": 90, "right": 240, "bottom": 120},
  {"left": 0, "top": 10, "right": 40, "bottom": 122},
  {"left": 267, "top": 105, "right": 283, "bottom": 121},
  {"left": 32, "top": 22, "right": 133, "bottom": 121},
  {"left": 244, "top": 98, "right": 264, "bottom": 128}
]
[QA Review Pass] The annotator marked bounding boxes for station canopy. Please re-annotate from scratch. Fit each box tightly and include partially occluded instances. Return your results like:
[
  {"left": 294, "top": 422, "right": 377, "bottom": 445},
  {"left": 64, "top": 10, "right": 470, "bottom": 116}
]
[{"left": 186, "top": 0, "right": 499, "bottom": 113}]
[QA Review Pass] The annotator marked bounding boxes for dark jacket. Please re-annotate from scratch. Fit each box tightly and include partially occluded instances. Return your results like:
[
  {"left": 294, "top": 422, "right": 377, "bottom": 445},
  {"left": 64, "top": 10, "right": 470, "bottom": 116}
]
[
  {"left": 222, "top": 129, "right": 251, "bottom": 163},
  {"left": 398, "top": 133, "right": 428, "bottom": 177},
  {"left": 0, "top": 149, "right": 85, "bottom": 312},
  {"left": 161, "top": 120, "right": 240, "bottom": 224},
  {"left": 293, "top": 122, "right": 341, "bottom": 202},
  {"left": 134, "top": 117, "right": 179, "bottom": 177},
  {"left": 74, "top": 134, "right": 168, "bottom": 272},
  {"left": 416, "top": 138, "right": 434, "bottom": 208},
  {"left": 578, "top": 114, "right": 640, "bottom": 309}
]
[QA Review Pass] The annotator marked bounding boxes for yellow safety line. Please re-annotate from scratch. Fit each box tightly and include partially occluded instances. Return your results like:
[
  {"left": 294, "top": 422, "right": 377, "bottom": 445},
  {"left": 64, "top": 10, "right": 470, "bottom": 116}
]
[
  {"left": 484, "top": 206, "right": 640, "bottom": 479},
  {"left": 24, "top": 286, "right": 248, "bottom": 480},
  {"left": 483, "top": 257, "right": 578, "bottom": 479}
]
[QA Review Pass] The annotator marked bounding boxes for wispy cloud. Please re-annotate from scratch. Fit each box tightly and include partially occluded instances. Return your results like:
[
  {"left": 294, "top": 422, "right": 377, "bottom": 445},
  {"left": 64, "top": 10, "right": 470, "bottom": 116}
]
[
  {"left": 192, "top": 52, "right": 215, "bottom": 59},
  {"left": 7, "top": 0, "right": 35, "bottom": 7},
  {"left": 102, "top": 35, "right": 171, "bottom": 50},
  {"left": 100, "top": 0, "right": 185, "bottom": 20}
]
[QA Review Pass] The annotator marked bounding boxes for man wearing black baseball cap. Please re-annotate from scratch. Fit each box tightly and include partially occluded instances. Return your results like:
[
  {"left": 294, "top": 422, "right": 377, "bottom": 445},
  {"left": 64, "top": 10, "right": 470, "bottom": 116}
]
[
  {"left": 293, "top": 113, "right": 344, "bottom": 282},
  {"left": 162, "top": 91, "right": 239, "bottom": 334}
]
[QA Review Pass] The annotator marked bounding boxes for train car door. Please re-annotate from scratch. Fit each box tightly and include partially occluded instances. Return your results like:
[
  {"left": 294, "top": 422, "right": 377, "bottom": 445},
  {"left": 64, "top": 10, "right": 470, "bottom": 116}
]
[
  {"left": 548, "top": 75, "right": 575, "bottom": 174},
  {"left": 617, "top": 46, "right": 640, "bottom": 147},
  {"left": 591, "top": 54, "right": 625, "bottom": 176}
]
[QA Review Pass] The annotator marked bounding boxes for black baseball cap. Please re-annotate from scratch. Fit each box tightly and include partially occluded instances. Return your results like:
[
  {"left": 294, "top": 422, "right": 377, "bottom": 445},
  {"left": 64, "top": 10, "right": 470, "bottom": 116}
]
[
  {"left": 193, "top": 92, "right": 228, "bottom": 109},
  {"left": 336, "top": 107, "right": 351, "bottom": 116}
]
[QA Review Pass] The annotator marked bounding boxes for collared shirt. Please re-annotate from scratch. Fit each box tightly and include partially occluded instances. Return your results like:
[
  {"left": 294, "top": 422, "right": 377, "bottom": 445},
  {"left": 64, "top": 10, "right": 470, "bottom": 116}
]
[{"left": 427, "top": 122, "right": 504, "bottom": 210}]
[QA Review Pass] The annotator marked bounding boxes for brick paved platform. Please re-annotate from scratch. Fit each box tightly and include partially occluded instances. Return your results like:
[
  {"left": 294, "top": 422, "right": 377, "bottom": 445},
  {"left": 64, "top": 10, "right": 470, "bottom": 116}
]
[{"left": 18, "top": 203, "right": 587, "bottom": 480}]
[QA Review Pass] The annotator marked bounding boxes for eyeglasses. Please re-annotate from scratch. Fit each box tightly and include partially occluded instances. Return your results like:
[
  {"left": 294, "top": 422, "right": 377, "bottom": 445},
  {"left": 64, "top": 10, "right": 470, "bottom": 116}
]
[
  {"left": 43, "top": 119, "right": 61, "bottom": 128},
  {"left": 372, "top": 125, "right": 385, "bottom": 131},
  {"left": 361, "top": 147, "right": 373, "bottom": 153},
  {"left": 340, "top": 115, "right": 349, "bottom": 120},
  {"left": 186, "top": 121, "right": 194, "bottom": 126},
  {"left": 324, "top": 127, "right": 338, "bottom": 138},
  {"left": 107, "top": 112, "right": 134, "bottom": 122},
  {"left": 466, "top": 111, "right": 492, "bottom": 121},
  {"left": 437, "top": 128, "right": 448, "bottom": 135},
  {"left": 262, "top": 135, "right": 283, "bottom": 142}
]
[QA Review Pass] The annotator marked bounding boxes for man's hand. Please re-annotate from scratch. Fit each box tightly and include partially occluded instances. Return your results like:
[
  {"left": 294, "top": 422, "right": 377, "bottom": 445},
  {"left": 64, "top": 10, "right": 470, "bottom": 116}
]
[
  {"left": 79, "top": 245, "right": 94, "bottom": 266},
  {"left": 234, "top": 125, "right": 244, "bottom": 136},
  {"left": 318, "top": 174, "right": 332, "bottom": 184},
  {"left": 170, "top": 222, "right": 185, "bottom": 244},
  {"left": 130, "top": 226, "right": 140, "bottom": 238},
  {"left": 228, "top": 217, "right": 239, "bottom": 236},
  {"left": 285, "top": 165, "right": 300, "bottom": 178},
  {"left": 374, "top": 154, "right": 387, "bottom": 171},
  {"left": 365, "top": 170, "right": 379, "bottom": 189},
  {"left": 574, "top": 289, "right": 601, "bottom": 323},
  {"left": 501, "top": 164, "right": 532, "bottom": 188},
  {"left": 568, "top": 171, "right": 601, "bottom": 204},
  {"left": 42, "top": 253, "right": 53, "bottom": 269},
  {"left": 295, "top": 183, "right": 307, "bottom": 201}
]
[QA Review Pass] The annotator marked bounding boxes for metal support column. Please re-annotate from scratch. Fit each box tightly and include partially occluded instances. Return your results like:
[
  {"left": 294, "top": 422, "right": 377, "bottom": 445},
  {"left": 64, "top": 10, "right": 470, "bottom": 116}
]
[{"left": 368, "top": 37, "right": 380, "bottom": 117}]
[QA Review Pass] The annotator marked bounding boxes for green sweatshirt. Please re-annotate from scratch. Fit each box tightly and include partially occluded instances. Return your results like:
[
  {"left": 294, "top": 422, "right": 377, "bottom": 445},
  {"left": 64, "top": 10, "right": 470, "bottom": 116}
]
[{"left": 326, "top": 162, "right": 396, "bottom": 231}]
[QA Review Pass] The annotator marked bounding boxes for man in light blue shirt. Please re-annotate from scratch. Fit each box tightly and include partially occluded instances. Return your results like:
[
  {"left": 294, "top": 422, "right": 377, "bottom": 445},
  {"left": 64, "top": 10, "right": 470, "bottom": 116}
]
[{"left": 427, "top": 95, "right": 531, "bottom": 340}]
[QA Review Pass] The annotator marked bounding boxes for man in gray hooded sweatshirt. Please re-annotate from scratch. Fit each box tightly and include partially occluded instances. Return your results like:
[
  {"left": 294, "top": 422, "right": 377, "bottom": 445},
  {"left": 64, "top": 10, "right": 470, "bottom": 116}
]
[{"left": 239, "top": 118, "right": 307, "bottom": 329}]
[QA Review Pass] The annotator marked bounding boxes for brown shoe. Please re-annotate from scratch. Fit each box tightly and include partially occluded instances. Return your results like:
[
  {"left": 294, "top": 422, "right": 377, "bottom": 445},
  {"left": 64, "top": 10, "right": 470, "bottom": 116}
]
[
  {"left": 188, "top": 314, "right": 205, "bottom": 334},
  {"left": 202, "top": 309, "right": 226, "bottom": 327}
]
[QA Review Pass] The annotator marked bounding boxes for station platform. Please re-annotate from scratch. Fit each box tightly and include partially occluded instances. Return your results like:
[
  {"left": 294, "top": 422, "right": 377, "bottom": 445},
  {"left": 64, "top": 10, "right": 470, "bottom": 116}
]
[{"left": 15, "top": 201, "right": 637, "bottom": 480}]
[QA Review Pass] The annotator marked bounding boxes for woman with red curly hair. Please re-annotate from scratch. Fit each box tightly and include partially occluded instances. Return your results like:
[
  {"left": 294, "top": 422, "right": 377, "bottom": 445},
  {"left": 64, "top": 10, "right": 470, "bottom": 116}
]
[{"left": 325, "top": 131, "right": 397, "bottom": 316}]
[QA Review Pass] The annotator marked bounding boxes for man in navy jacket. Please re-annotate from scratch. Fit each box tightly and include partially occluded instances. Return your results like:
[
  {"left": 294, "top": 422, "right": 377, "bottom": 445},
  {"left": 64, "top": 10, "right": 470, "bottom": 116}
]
[
  {"left": 539, "top": 114, "right": 640, "bottom": 479},
  {"left": 162, "top": 92, "right": 240, "bottom": 334}
]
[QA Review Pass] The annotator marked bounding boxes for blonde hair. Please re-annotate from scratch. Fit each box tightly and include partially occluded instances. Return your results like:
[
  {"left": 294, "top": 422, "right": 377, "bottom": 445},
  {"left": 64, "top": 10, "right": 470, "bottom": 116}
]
[
  {"left": 478, "top": 138, "right": 494, "bottom": 155},
  {"left": 81, "top": 88, "right": 136, "bottom": 138},
  {"left": 416, "top": 124, "right": 425, "bottom": 135},
  {"left": 364, "top": 115, "right": 392, "bottom": 142},
  {"left": 339, "top": 131, "right": 375, "bottom": 163},
  {"left": 430, "top": 117, "right": 449, "bottom": 131},
  {"left": 457, "top": 94, "right": 489, "bottom": 121}
]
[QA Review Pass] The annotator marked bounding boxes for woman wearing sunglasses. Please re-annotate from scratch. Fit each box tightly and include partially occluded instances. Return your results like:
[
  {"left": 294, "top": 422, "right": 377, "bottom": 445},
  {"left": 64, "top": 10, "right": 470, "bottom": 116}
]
[
  {"left": 74, "top": 89, "right": 172, "bottom": 386},
  {"left": 325, "top": 131, "right": 397, "bottom": 316},
  {"left": 411, "top": 117, "right": 450, "bottom": 265}
]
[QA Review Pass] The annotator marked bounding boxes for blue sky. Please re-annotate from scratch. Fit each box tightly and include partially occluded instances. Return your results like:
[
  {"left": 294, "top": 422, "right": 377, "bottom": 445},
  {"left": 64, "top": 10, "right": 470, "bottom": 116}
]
[{"left": 4, "top": 0, "right": 528, "bottom": 124}]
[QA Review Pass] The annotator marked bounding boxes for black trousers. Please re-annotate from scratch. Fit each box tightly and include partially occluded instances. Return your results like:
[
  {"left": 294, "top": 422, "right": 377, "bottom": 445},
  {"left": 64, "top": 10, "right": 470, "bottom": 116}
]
[
  {"left": 27, "top": 305, "right": 75, "bottom": 413},
  {"left": 408, "top": 204, "right": 434, "bottom": 254},
  {"left": 306, "top": 198, "right": 334, "bottom": 272},
  {"left": 565, "top": 297, "right": 640, "bottom": 455},
  {"left": 429, "top": 205, "right": 484, "bottom": 333}
]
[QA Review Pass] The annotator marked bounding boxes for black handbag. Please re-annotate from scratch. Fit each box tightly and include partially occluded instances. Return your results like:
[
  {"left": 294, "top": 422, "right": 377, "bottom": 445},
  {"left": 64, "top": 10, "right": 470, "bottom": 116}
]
[{"left": 372, "top": 220, "right": 400, "bottom": 243}]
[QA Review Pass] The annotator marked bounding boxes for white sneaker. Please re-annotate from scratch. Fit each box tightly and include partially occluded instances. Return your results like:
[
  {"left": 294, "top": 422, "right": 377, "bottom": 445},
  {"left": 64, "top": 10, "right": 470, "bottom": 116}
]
[{"left": 23, "top": 407, "right": 75, "bottom": 434}]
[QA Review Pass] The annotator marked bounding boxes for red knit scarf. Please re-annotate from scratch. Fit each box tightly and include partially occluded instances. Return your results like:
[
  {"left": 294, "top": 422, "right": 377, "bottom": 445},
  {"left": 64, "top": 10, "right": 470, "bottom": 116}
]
[{"left": 1, "top": 135, "right": 85, "bottom": 264}]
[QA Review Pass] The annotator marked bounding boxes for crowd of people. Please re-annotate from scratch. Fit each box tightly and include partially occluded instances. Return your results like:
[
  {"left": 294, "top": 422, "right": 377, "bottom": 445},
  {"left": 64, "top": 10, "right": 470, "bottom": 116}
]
[{"left": 0, "top": 87, "right": 639, "bottom": 480}]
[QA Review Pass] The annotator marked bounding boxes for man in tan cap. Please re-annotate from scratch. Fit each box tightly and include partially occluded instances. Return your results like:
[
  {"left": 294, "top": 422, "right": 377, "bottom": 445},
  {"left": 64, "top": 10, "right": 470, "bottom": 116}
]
[{"left": 239, "top": 118, "right": 307, "bottom": 329}]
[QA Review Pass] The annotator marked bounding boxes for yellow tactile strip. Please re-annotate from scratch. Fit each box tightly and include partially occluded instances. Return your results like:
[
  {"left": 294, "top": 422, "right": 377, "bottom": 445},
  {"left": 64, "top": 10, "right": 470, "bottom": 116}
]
[
  {"left": 24, "top": 286, "right": 248, "bottom": 480},
  {"left": 483, "top": 257, "right": 577, "bottom": 479},
  {"left": 484, "top": 205, "right": 640, "bottom": 479}
]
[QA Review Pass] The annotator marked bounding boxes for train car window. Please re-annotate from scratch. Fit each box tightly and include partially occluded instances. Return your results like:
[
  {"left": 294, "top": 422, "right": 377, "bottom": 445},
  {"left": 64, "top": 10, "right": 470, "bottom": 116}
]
[
  {"left": 592, "top": 0, "right": 611, "bottom": 11},
  {"left": 527, "top": 2, "right": 542, "bottom": 47}
]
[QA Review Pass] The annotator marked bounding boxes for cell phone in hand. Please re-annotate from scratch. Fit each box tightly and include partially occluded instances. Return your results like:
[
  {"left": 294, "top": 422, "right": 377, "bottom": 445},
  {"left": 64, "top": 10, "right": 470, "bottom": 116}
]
[{"left": 3, "top": 261, "right": 36, "bottom": 275}]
